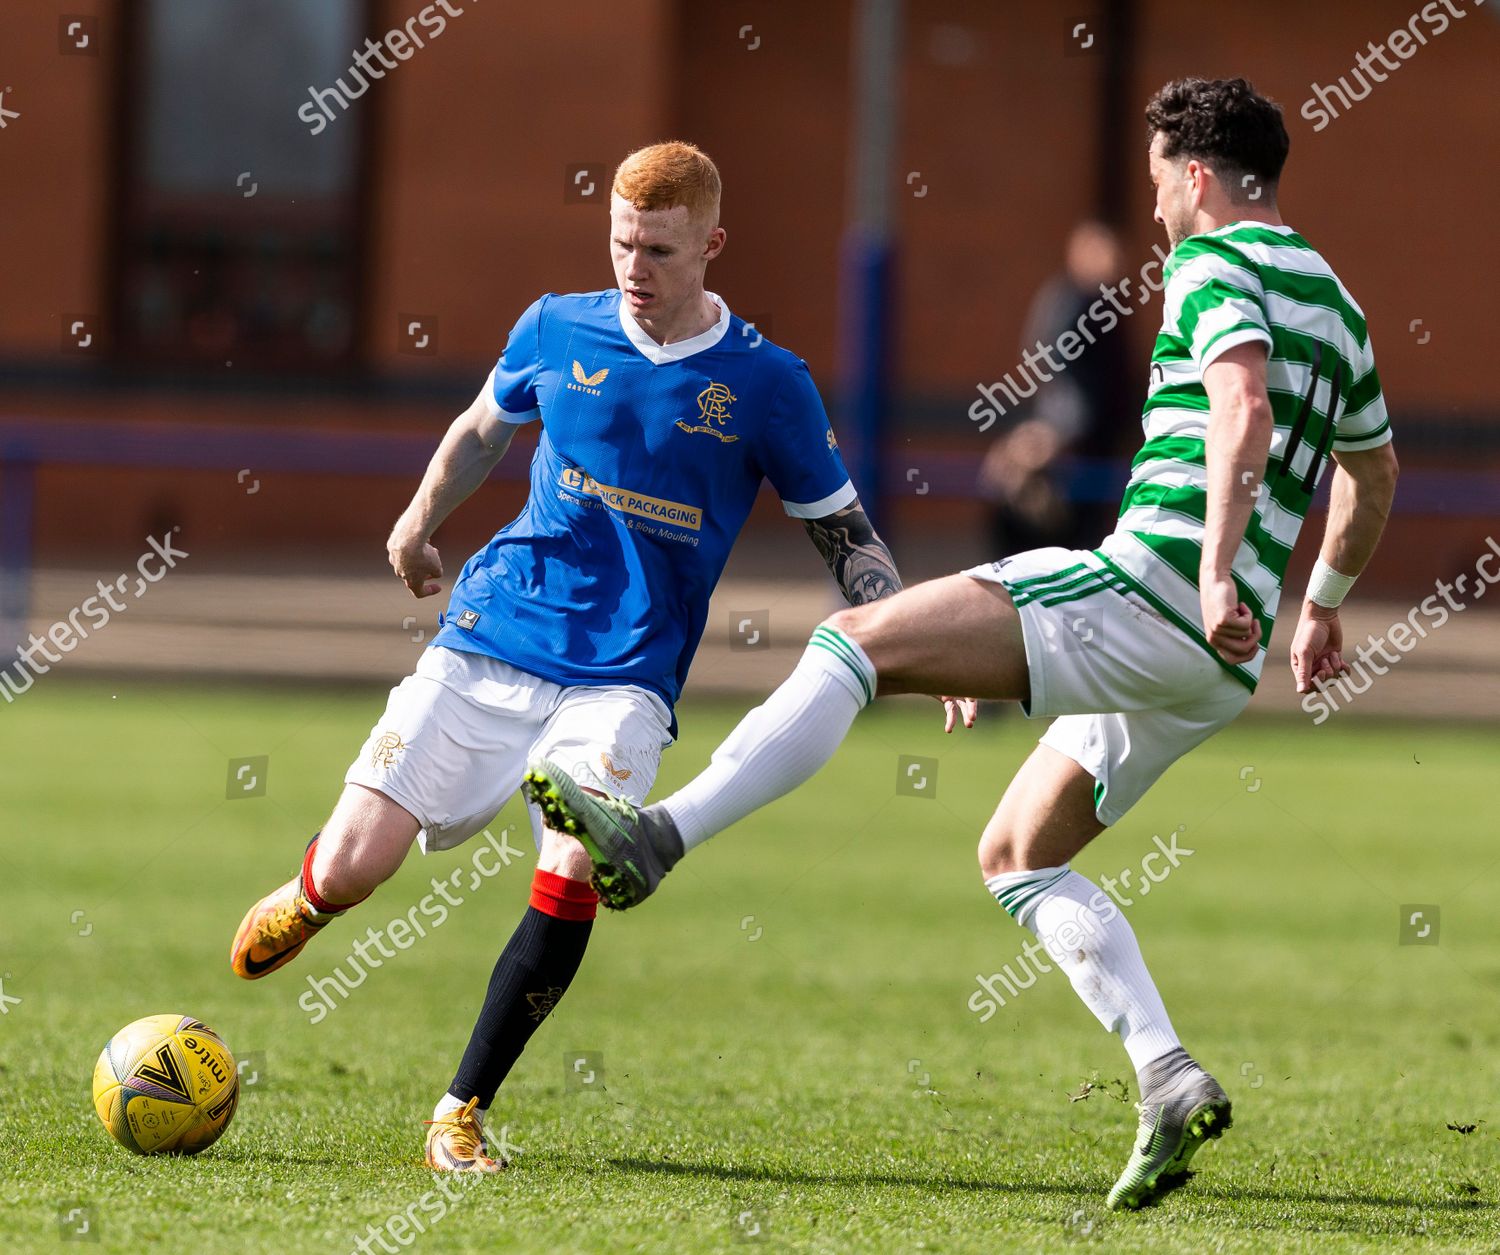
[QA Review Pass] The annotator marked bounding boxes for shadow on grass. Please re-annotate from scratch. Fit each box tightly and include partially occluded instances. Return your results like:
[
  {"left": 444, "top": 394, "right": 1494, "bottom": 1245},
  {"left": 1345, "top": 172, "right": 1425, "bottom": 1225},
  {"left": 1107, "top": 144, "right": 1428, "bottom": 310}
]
[
  {"left": 607, "top": 1156, "right": 1084, "bottom": 1198},
  {"left": 207, "top": 1149, "right": 392, "bottom": 1169},
  {"left": 1195, "top": 1184, "right": 1497, "bottom": 1213},
  {"left": 609, "top": 1157, "right": 1498, "bottom": 1214}
]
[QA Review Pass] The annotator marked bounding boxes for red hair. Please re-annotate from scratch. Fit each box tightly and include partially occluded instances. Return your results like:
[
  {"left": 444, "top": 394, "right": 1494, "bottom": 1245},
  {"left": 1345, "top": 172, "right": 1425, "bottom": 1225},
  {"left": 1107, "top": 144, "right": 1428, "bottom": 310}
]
[{"left": 612, "top": 141, "right": 721, "bottom": 221}]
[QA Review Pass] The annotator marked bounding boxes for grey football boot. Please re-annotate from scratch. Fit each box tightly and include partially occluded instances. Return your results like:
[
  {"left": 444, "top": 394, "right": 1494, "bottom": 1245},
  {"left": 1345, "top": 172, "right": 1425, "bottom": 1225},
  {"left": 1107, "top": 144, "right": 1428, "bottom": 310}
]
[
  {"left": 522, "top": 758, "right": 684, "bottom": 910},
  {"left": 1106, "top": 1048, "right": 1233, "bottom": 1210}
]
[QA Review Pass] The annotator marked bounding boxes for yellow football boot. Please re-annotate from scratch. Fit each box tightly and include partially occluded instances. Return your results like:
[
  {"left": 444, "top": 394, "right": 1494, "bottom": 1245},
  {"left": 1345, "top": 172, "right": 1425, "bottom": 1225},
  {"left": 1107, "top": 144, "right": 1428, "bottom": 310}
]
[{"left": 425, "top": 1098, "right": 508, "bottom": 1173}]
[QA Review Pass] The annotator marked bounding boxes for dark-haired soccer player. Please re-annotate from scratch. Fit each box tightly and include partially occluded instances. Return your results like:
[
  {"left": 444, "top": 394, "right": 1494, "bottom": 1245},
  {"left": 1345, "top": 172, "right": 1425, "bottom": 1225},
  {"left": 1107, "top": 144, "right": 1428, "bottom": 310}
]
[
  {"left": 229, "top": 141, "right": 968, "bottom": 1170},
  {"left": 530, "top": 78, "right": 1399, "bottom": 1209}
]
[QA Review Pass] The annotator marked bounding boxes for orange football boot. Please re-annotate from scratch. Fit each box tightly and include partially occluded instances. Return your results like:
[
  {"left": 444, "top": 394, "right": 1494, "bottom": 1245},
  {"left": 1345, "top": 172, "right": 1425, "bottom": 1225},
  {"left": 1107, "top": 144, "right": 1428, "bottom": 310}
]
[
  {"left": 425, "top": 1098, "right": 508, "bottom": 1173},
  {"left": 229, "top": 875, "right": 334, "bottom": 979}
]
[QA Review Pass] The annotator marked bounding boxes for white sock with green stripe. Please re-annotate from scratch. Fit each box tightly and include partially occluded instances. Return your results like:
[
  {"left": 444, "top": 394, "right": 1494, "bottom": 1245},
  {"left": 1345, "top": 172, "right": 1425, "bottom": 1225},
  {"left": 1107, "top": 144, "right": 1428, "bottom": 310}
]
[
  {"left": 985, "top": 866, "right": 1181, "bottom": 1072},
  {"left": 660, "top": 626, "right": 876, "bottom": 852}
]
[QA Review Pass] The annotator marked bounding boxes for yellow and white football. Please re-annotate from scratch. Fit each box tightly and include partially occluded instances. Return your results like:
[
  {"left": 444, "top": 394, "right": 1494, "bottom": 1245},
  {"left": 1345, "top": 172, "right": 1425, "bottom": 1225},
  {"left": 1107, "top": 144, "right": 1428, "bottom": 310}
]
[{"left": 92, "top": 1014, "right": 239, "bottom": 1155}]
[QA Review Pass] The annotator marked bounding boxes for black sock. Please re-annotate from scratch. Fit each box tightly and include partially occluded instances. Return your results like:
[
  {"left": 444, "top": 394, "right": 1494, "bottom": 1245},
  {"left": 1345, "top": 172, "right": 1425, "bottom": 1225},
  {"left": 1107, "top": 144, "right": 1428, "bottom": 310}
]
[{"left": 448, "top": 875, "right": 596, "bottom": 1107}]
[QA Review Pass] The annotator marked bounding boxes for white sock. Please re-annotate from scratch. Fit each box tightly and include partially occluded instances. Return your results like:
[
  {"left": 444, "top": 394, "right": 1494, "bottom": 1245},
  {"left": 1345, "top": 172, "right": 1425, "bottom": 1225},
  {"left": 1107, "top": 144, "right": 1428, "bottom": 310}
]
[
  {"left": 986, "top": 866, "right": 1181, "bottom": 1073},
  {"left": 434, "top": 1092, "right": 486, "bottom": 1125},
  {"left": 662, "top": 626, "right": 876, "bottom": 851}
]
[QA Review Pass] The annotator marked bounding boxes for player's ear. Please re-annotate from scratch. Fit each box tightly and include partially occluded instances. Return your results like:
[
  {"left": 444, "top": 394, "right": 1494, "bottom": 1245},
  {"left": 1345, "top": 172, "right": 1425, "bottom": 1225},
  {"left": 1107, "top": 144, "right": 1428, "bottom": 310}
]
[
  {"left": 703, "top": 226, "right": 726, "bottom": 262},
  {"left": 1186, "top": 159, "right": 1208, "bottom": 207}
]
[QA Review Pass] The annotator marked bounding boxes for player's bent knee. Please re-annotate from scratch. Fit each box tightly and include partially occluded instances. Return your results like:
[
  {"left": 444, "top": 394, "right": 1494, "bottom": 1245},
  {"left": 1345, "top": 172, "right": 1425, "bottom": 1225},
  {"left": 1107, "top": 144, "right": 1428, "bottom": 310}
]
[
  {"left": 821, "top": 603, "right": 904, "bottom": 683},
  {"left": 822, "top": 604, "right": 875, "bottom": 642},
  {"left": 978, "top": 840, "right": 1014, "bottom": 880},
  {"left": 977, "top": 824, "right": 1031, "bottom": 879}
]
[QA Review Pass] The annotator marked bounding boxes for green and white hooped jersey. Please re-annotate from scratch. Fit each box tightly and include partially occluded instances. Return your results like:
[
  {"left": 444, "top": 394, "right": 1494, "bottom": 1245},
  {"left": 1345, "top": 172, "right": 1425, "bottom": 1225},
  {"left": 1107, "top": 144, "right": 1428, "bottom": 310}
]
[{"left": 1095, "top": 221, "right": 1392, "bottom": 690}]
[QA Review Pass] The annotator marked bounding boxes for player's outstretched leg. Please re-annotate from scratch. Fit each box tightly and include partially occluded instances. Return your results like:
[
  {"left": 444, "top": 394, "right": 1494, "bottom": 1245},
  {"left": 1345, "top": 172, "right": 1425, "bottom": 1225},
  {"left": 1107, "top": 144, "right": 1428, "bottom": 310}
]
[
  {"left": 531, "top": 576, "right": 1029, "bottom": 908},
  {"left": 523, "top": 619, "right": 877, "bottom": 908},
  {"left": 978, "top": 746, "right": 1231, "bottom": 1210},
  {"left": 230, "top": 784, "right": 416, "bottom": 979}
]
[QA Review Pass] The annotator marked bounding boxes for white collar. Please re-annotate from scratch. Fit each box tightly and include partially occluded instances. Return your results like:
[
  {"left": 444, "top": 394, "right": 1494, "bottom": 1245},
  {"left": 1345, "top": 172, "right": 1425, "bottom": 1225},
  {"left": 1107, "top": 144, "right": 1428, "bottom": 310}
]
[
  {"left": 1211, "top": 220, "right": 1294, "bottom": 237},
  {"left": 617, "top": 290, "right": 731, "bottom": 365}
]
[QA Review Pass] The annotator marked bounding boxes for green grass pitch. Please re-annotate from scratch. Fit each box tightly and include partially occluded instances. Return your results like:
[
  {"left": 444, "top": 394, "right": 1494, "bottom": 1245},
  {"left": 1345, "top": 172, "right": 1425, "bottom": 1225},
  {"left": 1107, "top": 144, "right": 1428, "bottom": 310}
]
[{"left": 1, "top": 681, "right": 1497, "bottom": 1252}]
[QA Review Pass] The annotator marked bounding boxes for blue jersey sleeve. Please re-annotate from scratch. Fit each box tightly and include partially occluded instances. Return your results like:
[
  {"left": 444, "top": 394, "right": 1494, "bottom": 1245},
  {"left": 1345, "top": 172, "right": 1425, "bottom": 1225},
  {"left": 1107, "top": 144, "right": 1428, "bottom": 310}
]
[
  {"left": 489, "top": 296, "right": 547, "bottom": 422},
  {"left": 758, "top": 359, "right": 856, "bottom": 518}
]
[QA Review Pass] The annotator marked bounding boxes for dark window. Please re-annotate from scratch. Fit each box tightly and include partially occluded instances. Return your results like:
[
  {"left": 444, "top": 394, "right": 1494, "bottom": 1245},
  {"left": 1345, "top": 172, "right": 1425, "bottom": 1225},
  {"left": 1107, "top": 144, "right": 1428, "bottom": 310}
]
[{"left": 115, "top": 0, "right": 370, "bottom": 371}]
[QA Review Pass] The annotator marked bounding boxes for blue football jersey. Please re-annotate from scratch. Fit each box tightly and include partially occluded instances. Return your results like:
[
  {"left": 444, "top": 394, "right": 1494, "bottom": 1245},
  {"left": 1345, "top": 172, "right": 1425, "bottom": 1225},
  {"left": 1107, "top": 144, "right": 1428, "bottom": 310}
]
[{"left": 429, "top": 289, "right": 853, "bottom": 715}]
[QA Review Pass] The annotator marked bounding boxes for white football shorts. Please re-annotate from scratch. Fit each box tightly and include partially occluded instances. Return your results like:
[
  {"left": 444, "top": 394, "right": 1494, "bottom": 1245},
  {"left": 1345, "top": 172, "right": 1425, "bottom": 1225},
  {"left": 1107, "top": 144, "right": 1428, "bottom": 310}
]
[
  {"left": 345, "top": 645, "right": 674, "bottom": 853},
  {"left": 964, "top": 547, "right": 1252, "bottom": 825}
]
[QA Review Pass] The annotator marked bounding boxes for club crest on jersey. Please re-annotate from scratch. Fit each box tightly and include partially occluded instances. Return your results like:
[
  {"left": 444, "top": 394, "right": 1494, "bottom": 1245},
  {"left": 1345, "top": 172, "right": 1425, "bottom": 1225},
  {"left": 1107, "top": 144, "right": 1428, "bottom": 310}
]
[
  {"left": 568, "top": 360, "right": 608, "bottom": 396},
  {"left": 675, "top": 382, "right": 739, "bottom": 442}
]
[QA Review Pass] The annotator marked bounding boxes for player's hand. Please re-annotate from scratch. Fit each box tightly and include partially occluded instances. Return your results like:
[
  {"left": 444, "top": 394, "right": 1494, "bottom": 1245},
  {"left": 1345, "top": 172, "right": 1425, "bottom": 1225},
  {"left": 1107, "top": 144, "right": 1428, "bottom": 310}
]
[
  {"left": 1200, "top": 574, "right": 1261, "bottom": 665},
  {"left": 1289, "top": 601, "right": 1346, "bottom": 694},
  {"left": 937, "top": 696, "right": 979, "bottom": 733},
  {"left": 388, "top": 530, "right": 443, "bottom": 598}
]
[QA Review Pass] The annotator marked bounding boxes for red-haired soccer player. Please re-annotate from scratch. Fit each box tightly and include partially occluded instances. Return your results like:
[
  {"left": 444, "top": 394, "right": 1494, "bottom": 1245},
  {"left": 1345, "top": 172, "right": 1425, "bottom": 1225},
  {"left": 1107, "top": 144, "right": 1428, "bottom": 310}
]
[{"left": 230, "top": 141, "right": 971, "bottom": 1169}]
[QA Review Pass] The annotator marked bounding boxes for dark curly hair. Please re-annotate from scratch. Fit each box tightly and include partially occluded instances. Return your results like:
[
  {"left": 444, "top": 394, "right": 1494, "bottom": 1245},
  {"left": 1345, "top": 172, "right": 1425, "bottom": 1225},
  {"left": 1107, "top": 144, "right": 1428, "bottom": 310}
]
[{"left": 1145, "top": 77, "right": 1289, "bottom": 200}]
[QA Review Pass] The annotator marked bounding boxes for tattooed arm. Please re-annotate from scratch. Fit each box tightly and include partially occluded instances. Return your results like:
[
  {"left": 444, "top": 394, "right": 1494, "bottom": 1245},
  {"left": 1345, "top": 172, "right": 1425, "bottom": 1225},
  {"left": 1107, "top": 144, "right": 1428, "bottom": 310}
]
[{"left": 802, "top": 500, "right": 902, "bottom": 606}]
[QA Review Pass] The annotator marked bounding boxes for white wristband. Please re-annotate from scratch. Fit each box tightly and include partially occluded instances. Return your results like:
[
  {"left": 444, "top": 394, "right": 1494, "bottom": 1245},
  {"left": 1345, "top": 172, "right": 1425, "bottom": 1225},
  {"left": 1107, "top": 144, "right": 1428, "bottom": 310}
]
[{"left": 1307, "top": 558, "right": 1356, "bottom": 609}]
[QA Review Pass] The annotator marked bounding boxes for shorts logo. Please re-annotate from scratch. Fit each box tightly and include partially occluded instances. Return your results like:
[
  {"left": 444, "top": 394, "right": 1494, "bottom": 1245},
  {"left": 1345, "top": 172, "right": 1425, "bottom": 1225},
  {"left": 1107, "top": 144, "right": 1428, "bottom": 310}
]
[
  {"left": 599, "top": 752, "right": 632, "bottom": 784},
  {"left": 371, "top": 732, "right": 406, "bottom": 770},
  {"left": 674, "top": 381, "right": 739, "bottom": 442},
  {"left": 456, "top": 610, "right": 481, "bottom": 630},
  {"left": 568, "top": 361, "right": 608, "bottom": 396}
]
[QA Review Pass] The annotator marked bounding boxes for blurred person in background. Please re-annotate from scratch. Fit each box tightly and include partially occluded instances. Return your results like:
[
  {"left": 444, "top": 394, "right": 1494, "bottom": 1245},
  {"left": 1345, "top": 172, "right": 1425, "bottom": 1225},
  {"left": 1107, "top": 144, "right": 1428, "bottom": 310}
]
[{"left": 981, "top": 221, "right": 1133, "bottom": 554}]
